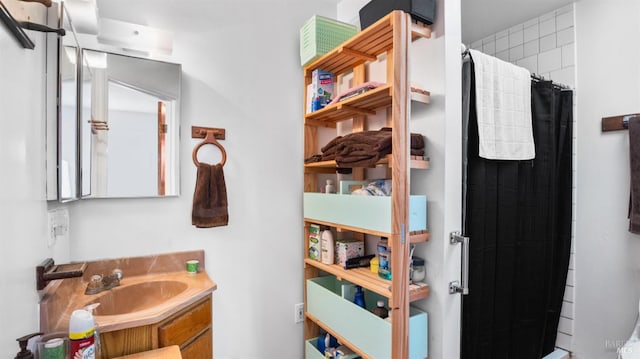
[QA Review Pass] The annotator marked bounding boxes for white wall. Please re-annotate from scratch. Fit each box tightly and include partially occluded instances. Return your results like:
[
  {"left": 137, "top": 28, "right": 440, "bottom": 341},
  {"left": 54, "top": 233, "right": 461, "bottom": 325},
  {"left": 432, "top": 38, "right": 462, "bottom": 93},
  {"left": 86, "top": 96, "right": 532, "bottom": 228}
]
[
  {"left": 64, "top": 1, "right": 337, "bottom": 358},
  {"left": 0, "top": 2, "right": 64, "bottom": 356},
  {"left": 573, "top": 0, "right": 640, "bottom": 358}
]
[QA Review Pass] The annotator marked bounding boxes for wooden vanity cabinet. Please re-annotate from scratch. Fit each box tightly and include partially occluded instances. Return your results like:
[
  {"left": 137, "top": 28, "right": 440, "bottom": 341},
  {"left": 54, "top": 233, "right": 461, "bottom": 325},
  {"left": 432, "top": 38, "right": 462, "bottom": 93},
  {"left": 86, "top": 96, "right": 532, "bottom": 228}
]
[
  {"left": 100, "top": 294, "right": 213, "bottom": 359},
  {"left": 158, "top": 295, "right": 213, "bottom": 358}
]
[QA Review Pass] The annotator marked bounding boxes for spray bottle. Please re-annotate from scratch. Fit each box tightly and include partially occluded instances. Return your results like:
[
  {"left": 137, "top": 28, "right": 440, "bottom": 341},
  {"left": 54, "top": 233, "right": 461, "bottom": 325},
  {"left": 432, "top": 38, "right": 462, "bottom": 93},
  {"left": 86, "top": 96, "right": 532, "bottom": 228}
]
[{"left": 69, "top": 304, "right": 100, "bottom": 359}]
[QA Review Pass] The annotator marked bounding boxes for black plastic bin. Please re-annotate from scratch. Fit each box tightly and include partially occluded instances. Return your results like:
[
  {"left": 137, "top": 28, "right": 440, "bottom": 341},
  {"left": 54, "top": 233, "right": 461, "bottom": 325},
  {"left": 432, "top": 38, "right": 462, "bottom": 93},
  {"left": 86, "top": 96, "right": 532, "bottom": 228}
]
[{"left": 359, "top": 0, "right": 436, "bottom": 30}]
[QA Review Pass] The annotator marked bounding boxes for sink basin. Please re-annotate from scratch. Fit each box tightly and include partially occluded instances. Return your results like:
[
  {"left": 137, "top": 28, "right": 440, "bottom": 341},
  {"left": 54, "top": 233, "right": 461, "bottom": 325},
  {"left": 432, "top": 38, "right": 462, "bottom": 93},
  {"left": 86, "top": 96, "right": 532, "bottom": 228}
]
[{"left": 85, "top": 280, "right": 188, "bottom": 316}]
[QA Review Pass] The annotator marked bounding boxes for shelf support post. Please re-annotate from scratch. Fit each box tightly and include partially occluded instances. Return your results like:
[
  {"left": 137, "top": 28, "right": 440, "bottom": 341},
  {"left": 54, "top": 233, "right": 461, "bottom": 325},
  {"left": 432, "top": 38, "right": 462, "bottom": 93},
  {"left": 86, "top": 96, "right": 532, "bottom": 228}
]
[{"left": 389, "top": 10, "right": 411, "bottom": 359}]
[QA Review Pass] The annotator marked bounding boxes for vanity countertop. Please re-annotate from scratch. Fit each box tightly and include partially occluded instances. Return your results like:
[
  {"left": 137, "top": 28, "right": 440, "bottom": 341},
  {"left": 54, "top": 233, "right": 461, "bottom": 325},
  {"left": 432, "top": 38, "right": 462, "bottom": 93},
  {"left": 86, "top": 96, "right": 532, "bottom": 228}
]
[{"left": 39, "top": 250, "right": 217, "bottom": 334}]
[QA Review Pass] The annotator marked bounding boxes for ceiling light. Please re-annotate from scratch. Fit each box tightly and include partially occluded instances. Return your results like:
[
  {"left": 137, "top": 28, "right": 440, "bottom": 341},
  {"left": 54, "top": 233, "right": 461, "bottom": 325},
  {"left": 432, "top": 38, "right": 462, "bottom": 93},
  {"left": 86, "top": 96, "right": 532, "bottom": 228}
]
[{"left": 97, "top": 18, "right": 173, "bottom": 56}]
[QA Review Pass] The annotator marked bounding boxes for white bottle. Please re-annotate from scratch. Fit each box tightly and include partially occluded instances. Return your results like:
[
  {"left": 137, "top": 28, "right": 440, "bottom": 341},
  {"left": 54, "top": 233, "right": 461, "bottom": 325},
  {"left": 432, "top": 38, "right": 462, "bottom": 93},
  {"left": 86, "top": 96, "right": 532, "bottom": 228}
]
[
  {"left": 321, "top": 229, "right": 335, "bottom": 265},
  {"left": 325, "top": 179, "right": 336, "bottom": 194}
]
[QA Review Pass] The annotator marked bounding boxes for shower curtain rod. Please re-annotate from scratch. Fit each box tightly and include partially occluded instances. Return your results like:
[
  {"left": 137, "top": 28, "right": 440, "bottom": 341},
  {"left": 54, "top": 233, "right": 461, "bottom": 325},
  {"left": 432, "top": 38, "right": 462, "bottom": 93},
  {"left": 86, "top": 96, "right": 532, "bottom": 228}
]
[{"left": 461, "top": 44, "right": 572, "bottom": 90}]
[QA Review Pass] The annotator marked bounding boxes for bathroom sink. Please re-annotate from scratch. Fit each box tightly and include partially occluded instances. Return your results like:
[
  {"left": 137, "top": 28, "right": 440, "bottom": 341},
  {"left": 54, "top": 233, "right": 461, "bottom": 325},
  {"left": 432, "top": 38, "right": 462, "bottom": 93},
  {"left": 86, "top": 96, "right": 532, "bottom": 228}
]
[{"left": 85, "top": 280, "right": 188, "bottom": 316}]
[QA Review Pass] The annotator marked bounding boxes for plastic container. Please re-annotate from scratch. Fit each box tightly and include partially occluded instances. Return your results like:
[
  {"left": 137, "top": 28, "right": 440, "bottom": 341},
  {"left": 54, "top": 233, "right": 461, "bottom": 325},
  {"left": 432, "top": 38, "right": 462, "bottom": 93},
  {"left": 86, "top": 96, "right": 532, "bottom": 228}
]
[
  {"left": 321, "top": 229, "right": 335, "bottom": 265},
  {"left": 410, "top": 256, "right": 426, "bottom": 283},
  {"left": 377, "top": 238, "right": 392, "bottom": 280},
  {"left": 325, "top": 179, "right": 336, "bottom": 194},
  {"left": 354, "top": 286, "right": 366, "bottom": 308},
  {"left": 299, "top": 15, "right": 358, "bottom": 66},
  {"left": 69, "top": 309, "right": 97, "bottom": 359},
  {"left": 372, "top": 300, "right": 389, "bottom": 319},
  {"left": 309, "top": 223, "right": 322, "bottom": 261},
  {"left": 369, "top": 256, "right": 379, "bottom": 274}
]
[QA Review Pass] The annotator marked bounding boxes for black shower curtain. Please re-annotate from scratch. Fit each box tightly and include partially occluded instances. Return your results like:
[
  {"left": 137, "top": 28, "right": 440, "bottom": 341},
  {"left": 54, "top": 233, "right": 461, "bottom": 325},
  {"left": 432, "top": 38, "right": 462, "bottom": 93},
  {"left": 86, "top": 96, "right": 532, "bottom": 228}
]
[{"left": 461, "top": 61, "right": 573, "bottom": 359}]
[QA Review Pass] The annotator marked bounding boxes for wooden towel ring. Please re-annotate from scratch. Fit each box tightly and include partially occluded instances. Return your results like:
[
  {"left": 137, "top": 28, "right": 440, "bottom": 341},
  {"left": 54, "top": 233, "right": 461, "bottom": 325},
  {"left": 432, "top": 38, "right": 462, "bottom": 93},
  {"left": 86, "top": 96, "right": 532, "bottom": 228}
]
[{"left": 192, "top": 130, "right": 227, "bottom": 167}]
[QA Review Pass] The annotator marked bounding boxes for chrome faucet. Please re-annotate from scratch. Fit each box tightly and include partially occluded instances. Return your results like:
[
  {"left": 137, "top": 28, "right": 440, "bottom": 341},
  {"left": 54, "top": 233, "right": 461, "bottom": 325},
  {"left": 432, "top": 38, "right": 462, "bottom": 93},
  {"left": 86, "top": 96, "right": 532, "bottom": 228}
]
[{"left": 85, "top": 269, "right": 123, "bottom": 295}]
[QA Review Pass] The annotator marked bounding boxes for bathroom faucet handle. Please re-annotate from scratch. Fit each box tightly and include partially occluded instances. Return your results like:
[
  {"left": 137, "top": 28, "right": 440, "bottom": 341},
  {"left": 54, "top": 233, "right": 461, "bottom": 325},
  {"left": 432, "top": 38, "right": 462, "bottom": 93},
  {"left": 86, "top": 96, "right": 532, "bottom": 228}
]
[{"left": 112, "top": 269, "right": 123, "bottom": 280}]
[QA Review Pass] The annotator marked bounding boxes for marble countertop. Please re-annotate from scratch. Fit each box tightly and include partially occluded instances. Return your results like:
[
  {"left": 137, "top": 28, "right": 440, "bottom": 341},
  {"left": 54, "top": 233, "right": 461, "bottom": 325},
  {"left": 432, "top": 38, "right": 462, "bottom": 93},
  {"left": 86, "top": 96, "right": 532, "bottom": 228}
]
[{"left": 39, "top": 250, "right": 217, "bottom": 334}]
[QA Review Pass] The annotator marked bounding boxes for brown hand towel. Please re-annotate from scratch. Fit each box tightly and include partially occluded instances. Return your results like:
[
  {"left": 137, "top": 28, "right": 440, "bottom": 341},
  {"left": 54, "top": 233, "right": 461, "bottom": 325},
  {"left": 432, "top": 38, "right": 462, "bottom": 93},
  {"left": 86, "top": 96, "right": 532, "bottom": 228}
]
[
  {"left": 192, "top": 164, "right": 229, "bottom": 228},
  {"left": 321, "top": 135, "right": 343, "bottom": 153},
  {"left": 629, "top": 117, "right": 640, "bottom": 234}
]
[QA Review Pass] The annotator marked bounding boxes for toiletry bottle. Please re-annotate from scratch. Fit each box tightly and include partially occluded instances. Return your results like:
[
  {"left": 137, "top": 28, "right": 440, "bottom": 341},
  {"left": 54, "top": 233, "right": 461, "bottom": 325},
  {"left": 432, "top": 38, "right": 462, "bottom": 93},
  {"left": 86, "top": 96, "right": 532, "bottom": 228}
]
[
  {"left": 372, "top": 300, "right": 389, "bottom": 319},
  {"left": 85, "top": 303, "right": 101, "bottom": 357},
  {"left": 377, "top": 237, "right": 392, "bottom": 280},
  {"left": 410, "top": 256, "right": 426, "bottom": 283},
  {"left": 14, "top": 332, "right": 41, "bottom": 359},
  {"left": 69, "top": 309, "right": 97, "bottom": 359},
  {"left": 325, "top": 179, "right": 336, "bottom": 194},
  {"left": 353, "top": 285, "right": 366, "bottom": 308},
  {"left": 321, "top": 228, "right": 335, "bottom": 265}
]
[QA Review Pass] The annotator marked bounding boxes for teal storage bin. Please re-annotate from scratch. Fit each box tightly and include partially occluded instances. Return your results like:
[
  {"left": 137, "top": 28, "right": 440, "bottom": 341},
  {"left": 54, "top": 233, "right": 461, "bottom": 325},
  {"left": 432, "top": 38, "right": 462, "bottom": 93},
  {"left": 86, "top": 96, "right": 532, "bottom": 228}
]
[
  {"left": 305, "top": 337, "right": 326, "bottom": 359},
  {"left": 303, "top": 193, "right": 427, "bottom": 233},
  {"left": 306, "top": 276, "right": 428, "bottom": 359},
  {"left": 300, "top": 15, "right": 358, "bottom": 67}
]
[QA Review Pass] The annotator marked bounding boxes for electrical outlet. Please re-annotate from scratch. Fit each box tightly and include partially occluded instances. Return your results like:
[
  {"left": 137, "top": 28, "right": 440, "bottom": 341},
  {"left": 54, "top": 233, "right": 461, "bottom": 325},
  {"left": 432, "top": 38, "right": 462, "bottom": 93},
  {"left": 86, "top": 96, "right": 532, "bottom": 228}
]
[
  {"left": 47, "top": 208, "right": 69, "bottom": 247},
  {"left": 295, "top": 302, "right": 304, "bottom": 323}
]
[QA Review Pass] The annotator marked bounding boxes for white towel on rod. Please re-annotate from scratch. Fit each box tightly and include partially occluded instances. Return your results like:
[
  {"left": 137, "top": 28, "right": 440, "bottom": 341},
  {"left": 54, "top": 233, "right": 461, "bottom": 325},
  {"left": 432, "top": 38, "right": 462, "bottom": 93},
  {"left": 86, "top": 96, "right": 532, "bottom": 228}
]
[{"left": 470, "top": 49, "right": 534, "bottom": 160}]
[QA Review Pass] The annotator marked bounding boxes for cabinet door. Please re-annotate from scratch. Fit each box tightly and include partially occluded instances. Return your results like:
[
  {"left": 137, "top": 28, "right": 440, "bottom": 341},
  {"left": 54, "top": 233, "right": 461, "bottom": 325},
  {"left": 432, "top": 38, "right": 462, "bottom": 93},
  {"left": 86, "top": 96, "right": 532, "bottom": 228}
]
[
  {"left": 180, "top": 328, "right": 212, "bottom": 359},
  {"left": 158, "top": 297, "right": 212, "bottom": 347},
  {"left": 100, "top": 325, "right": 154, "bottom": 358}
]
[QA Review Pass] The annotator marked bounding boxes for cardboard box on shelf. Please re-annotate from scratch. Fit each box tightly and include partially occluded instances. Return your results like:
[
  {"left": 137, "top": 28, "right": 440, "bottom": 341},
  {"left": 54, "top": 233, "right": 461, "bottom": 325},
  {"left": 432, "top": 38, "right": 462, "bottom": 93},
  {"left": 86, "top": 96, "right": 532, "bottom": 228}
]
[{"left": 335, "top": 239, "right": 364, "bottom": 267}]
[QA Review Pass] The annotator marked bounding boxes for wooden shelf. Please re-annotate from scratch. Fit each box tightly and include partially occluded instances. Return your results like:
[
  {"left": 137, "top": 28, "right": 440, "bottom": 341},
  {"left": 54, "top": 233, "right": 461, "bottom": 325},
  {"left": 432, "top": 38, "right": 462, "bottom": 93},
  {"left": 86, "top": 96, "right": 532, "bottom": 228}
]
[
  {"left": 304, "top": 219, "right": 429, "bottom": 244},
  {"left": 304, "top": 15, "right": 394, "bottom": 76},
  {"left": 305, "top": 85, "right": 392, "bottom": 126},
  {"left": 304, "top": 259, "right": 430, "bottom": 302},
  {"left": 304, "top": 155, "right": 429, "bottom": 172},
  {"left": 410, "top": 87, "right": 430, "bottom": 104},
  {"left": 305, "top": 86, "right": 430, "bottom": 127},
  {"left": 303, "top": 13, "right": 431, "bottom": 77}
]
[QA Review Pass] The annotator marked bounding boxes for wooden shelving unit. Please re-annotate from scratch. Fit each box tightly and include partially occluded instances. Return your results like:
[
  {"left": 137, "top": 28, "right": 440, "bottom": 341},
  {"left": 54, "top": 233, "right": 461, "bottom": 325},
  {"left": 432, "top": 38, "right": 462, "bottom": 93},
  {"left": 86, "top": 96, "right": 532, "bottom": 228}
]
[{"left": 302, "top": 10, "right": 432, "bottom": 359}]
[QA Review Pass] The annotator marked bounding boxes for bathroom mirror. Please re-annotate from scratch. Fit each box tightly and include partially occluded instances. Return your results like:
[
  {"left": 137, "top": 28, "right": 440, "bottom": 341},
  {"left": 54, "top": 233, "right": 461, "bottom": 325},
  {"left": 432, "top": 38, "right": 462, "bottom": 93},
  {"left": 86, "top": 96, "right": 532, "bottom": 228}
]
[
  {"left": 79, "top": 49, "right": 181, "bottom": 198},
  {"left": 46, "top": 2, "right": 82, "bottom": 202},
  {"left": 59, "top": 45, "right": 80, "bottom": 201}
]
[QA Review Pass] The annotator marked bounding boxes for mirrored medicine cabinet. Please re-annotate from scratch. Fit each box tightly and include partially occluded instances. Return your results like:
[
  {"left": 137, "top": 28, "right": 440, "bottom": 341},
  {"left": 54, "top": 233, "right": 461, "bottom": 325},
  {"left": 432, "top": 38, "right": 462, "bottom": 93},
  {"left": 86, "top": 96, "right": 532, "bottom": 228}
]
[{"left": 46, "top": 4, "right": 182, "bottom": 202}]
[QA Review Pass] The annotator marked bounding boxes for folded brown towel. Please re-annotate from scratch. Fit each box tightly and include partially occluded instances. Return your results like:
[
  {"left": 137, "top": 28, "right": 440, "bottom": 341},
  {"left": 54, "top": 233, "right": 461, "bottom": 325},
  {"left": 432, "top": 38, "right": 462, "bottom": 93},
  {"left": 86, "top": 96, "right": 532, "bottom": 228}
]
[
  {"left": 304, "top": 154, "right": 322, "bottom": 164},
  {"left": 314, "top": 128, "right": 426, "bottom": 168},
  {"left": 411, "top": 133, "right": 425, "bottom": 149},
  {"left": 337, "top": 130, "right": 391, "bottom": 148},
  {"left": 411, "top": 148, "right": 425, "bottom": 156},
  {"left": 379, "top": 127, "right": 425, "bottom": 149},
  {"left": 192, "top": 164, "right": 228, "bottom": 228},
  {"left": 629, "top": 117, "right": 640, "bottom": 234},
  {"left": 321, "top": 135, "right": 343, "bottom": 153},
  {"left": 337, "top": 155, "right": 380, "bottom": 168}
]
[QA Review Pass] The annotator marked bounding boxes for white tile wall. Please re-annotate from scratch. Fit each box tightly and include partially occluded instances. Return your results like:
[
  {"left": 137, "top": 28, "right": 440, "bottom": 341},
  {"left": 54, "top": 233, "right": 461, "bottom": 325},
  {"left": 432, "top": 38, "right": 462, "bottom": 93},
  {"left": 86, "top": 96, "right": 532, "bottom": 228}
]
[
  {"left": 540, "top": 33, "right": 557, "bottom": 52},
  {"left": 539, "top": 48, "right": 563, "bottom": 73},
  {"left": 524, "top": 40, "right": 539, "bottom": 58},
  {"left": 468, "top": 3, "right": 577, "bottom": 354}
]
